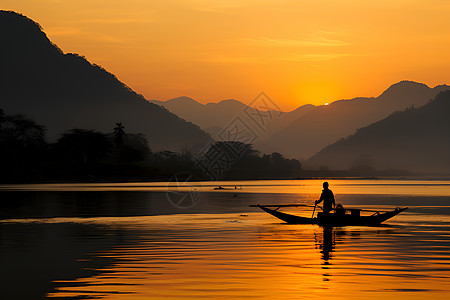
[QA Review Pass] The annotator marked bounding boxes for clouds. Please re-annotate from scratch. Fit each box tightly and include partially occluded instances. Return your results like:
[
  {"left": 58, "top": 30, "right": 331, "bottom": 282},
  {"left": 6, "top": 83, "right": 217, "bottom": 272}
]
[
  {"left": 283, "top": 53, "right": 347, "bottom": 62},
  {"left": 76, "top": 18, "right": 156, "bottom": 24},
  {"left": 199, "top": 33, "right": 351, "bottom": 63},
  {"left": 242, "top": 36, "right": 350, "bottom": 48}
]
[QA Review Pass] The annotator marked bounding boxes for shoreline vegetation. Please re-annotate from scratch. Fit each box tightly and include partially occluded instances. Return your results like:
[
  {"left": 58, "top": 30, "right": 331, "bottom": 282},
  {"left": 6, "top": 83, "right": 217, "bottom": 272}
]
[{"left": 1, "top": 108, "right": 434, "bottom": 184}]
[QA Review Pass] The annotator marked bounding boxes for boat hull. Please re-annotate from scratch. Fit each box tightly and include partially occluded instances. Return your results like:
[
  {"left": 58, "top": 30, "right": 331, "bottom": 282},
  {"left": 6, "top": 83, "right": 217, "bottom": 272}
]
[{"left": 257, "top": 205, "right": 407, "bottom": 226}]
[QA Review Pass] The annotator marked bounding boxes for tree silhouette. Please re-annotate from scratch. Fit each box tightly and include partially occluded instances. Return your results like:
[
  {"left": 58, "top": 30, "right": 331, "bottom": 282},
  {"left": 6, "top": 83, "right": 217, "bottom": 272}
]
[
  {"left": 198, "top": 142, "right": 302, "bottom": 179},
  {"left": 116, "top": 133, "right": 151, "bottom": 162},
  {"left": 55, "top": 129, "right": 111, "bottom": 166},
  {"left": 113, "top": 122, "right": 125, "bottom": 148},
  {"left": 0, "top": 110, "right": 47, "bottom": 180},
  {"left": 1, "top": 111, "right": 45, "bottom": 141}
]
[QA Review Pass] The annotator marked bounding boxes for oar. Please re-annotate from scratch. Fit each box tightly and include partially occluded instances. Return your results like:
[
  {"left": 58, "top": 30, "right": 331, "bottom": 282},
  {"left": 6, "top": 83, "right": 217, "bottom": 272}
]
[{"left": 311, "top": 203, "right": 317, "bottom": 218}]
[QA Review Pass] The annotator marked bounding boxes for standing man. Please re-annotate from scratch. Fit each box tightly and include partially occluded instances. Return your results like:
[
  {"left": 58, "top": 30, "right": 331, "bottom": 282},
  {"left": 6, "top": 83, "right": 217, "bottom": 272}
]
[{"left": 315, "top": 182, "right": 336, "bottom": 214}]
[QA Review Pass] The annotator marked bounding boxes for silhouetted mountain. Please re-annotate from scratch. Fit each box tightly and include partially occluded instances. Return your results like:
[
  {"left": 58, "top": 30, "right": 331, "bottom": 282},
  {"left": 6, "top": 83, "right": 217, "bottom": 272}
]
[
  {"left": 257, "top": 81, "right": 449, "bottom": 159},
  {"left": 306, "top": 91, "right": 450, "bottom": 173},
  {"left": 150, "top": 97, "right": 315, "bottom": 139},
  {"left": 0, "top": 11, "right": 211, "bottom": 152}
]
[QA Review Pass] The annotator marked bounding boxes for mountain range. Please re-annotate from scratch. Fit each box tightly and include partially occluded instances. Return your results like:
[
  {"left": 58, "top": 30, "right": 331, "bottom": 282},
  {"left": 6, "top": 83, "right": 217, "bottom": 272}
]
[
  {"left": 307, "top": 90, "right": 450, "bottom": 173},
  {"left": 0, "top": 10, "right": 211, "bottom": 152},
  {"left": 257, "top": 81, "right": 450, "bottom": 159},
  {"left": 151, "top": 81, "right": 449, "bottom": 163},
  {"left": 150, "top": 97, "right": 316, "bottom": 139}
]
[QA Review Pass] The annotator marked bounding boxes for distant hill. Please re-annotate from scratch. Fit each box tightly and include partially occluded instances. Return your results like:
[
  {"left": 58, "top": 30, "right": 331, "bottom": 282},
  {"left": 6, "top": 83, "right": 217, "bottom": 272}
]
[
  {"left": 150, "top": 97, "right": 316, "bottom": 139},
  {"left": 306, "top": 91, "right": 450, "bottom": 173},
  {"left": 150, "top": 97, "right": 247, "bottom": 133},
  {"left": 257, "top": 81, "right": 450, "bottom": 159},
  {"left": 0, "top": 11, "right": 211, "bottom": 152}
]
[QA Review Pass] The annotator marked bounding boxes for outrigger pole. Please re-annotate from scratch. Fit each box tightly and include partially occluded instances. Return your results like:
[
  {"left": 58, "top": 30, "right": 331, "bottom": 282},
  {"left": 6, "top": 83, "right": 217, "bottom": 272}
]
[
  {"left": 249, "top": 204, "right": 393, "bottom": 213},
  {"left": 249, "top": 204, "right": 317, "bottom": 208},
  {"left": 249, "top": 204, "right": 322, "bottom": 212}
]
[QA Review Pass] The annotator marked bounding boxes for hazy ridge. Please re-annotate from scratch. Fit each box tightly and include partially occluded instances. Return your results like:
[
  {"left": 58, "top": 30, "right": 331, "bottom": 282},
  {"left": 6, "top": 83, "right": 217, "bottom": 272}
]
[
  {"left": 150, "top": 97, "right": 316, "bottom": 139},
  {"left": 257, "top": 81, "right": 450, "bottom": 160},
  {"left": 307, "top": 90, "right": 450, "bottom": 173}
]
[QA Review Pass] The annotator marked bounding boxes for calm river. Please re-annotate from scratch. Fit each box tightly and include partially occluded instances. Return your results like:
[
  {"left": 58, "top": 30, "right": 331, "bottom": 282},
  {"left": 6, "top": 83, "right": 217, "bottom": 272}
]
[{"left": 1, "top": 179, "right": 450, "bottom": 299}]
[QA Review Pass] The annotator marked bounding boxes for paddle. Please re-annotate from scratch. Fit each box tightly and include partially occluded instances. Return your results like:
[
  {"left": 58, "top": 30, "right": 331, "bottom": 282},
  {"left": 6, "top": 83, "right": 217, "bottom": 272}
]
[{"left": 311, "top": 203, "right": 317, "bottom": 218}]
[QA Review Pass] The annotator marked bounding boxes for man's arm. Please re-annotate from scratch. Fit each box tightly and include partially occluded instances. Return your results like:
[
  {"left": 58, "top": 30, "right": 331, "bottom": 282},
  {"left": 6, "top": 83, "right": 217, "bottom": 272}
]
[{"left": 315, "top": 192, "right": 324, "bottom": 205}]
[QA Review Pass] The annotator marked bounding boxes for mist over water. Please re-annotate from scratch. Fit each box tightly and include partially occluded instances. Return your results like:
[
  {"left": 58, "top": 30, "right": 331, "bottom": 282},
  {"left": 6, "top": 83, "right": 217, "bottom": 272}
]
[{"left": 1, "top": 179, "right": 450, "bottom": 299}]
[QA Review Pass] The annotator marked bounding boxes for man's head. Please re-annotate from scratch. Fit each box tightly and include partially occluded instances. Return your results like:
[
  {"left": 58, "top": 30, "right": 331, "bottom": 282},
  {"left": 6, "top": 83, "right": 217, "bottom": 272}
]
[{"left": 323, "top": 182, "right": 329, "bottom": 189}]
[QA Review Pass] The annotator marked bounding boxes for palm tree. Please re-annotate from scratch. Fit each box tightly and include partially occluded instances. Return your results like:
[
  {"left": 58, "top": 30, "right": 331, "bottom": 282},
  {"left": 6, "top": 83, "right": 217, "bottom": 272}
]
[{"left": 113, "top": 122, "right": 125, "bottom": 148}]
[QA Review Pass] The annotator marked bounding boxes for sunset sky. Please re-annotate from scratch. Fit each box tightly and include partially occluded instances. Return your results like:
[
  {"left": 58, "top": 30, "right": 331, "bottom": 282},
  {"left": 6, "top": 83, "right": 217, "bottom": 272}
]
[{"left": 4, "top": 0, "right": 450, "bottom": 110}]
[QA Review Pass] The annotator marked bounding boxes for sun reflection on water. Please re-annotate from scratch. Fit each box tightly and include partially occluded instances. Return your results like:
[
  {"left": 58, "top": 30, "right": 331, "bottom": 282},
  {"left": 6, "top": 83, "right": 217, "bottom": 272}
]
[
  {"left": 1, "top": 180, "right": 450, "bottom": 299},
  {"left": 29, "top": 212, "right": 450, "bottom": 300}
]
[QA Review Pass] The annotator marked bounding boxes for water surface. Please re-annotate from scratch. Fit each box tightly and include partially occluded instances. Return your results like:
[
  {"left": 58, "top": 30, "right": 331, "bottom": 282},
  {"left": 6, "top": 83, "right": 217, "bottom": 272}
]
[{"left": 1, "top": 179, "right": 450, "bottom": 299}]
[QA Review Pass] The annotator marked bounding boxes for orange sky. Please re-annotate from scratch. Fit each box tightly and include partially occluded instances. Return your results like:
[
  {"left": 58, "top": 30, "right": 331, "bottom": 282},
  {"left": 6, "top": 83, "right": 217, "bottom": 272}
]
[{"left": 4, "top": 0, "right": 450, "bottom": 110}]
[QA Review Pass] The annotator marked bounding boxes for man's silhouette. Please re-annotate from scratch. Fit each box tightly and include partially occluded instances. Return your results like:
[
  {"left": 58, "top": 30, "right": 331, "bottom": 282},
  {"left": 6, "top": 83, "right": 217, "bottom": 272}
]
[{"left": 315, "top": 182, "right": 336, "bottom": 214}]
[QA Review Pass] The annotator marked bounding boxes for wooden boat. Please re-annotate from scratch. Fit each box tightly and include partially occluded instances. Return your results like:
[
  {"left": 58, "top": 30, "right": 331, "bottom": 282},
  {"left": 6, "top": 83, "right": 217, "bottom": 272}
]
[{"left": 250, "top": 204, "right": 408, "bottom": 226}]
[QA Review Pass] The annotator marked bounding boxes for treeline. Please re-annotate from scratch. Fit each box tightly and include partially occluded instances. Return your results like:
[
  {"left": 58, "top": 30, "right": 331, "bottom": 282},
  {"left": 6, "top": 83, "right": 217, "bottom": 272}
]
[
  {"left": 0, "top": 109, "right": 302, "bottom": 182},
  {"left": 198, "top": 141, "right": 302, "bottom": 179}
]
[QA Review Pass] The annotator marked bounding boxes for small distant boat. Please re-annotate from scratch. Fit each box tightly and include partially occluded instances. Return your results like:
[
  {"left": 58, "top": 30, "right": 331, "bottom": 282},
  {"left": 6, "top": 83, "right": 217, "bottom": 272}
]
[
  {"left": 214, "top": 185, "right": 242, "bottom": 190},
  {"left": 250, "top": 204, "right": 407, "bottom": 226}
]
